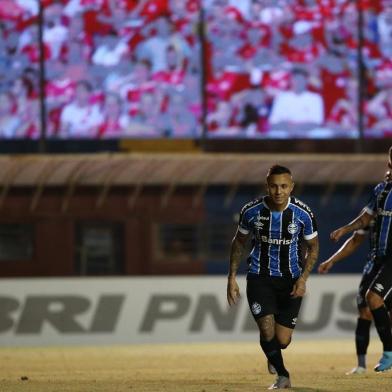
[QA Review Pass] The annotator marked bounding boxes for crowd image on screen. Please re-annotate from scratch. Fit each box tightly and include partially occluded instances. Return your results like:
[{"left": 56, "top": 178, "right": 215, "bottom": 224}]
[
  {"left": 0, "top": 0, "right": 391, "bottom": 139},
  {"left": 0, "top": 0, "right": 41, "bottom": 138},
  {"left": 0, "top": 0, "right": 201, "bottom": 139},
  {"left": 205, "top": 0, "right": 392, "bottom": 138}
]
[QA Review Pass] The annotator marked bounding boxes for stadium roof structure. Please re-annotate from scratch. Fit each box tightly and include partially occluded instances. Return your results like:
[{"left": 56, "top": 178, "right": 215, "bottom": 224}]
[
  {"left": 0, "top": 153, "right": 387, "bottom": 210},
  {"left": 0, "top": 153, "right": 387, "bottom": 187}
]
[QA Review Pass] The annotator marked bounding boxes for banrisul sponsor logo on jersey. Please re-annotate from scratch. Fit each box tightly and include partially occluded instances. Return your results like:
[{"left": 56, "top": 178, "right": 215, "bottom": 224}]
[{"left": 261, "top": 236, "right": 293, "bottom": 245}]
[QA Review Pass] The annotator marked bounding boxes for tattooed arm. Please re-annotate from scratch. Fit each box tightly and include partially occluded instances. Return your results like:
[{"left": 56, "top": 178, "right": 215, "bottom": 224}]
[
  {"left": 291, "top": 236, "right": 319, "bottom": 298},
  {"left": 227, "top": 229, "right": 249, "bottom": 306},
  {"left": 330, "top": 210, "right": 373, "bottom": 242}
]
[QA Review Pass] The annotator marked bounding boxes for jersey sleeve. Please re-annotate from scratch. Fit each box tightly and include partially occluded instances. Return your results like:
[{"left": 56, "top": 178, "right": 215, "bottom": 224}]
[
  {"left": 238, "top": 207, "right": 251, "bottom": 234},
  {"left": 364, "top": 182, "right": 384, "bottom": 215},
  {"left": 302, "top": 209, "right": 318, "bottom": 240}
]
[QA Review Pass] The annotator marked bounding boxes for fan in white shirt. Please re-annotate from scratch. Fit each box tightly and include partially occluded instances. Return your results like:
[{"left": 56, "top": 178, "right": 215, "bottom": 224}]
[
  {"left": 59, "top": 81, "right": 103, "bottom": 138},
  {"left": 92, "top": 33, "right": 129, "bottom": 67},
  {"left": 269, "top": 68, "right": 324, "bottom": 133}
]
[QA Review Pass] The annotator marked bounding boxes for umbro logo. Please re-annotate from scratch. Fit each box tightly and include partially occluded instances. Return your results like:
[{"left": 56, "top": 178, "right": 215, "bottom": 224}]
[
  {"left": 374, "top": 283, "right": 384, "bottom": 292},
  {"left": 292, "top": 317, "right": 297, "bottom": 325},
  {"left": 254, "top": 215, "right": 264, "bottom": 229},
  {"left": 251, "top": 302, "right": 262, "bottom": 315}
]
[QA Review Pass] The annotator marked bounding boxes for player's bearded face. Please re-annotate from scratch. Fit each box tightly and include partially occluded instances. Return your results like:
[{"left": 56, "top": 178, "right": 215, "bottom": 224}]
[{"left": 266, "top": 174, "right": 294, "bottom": 207}]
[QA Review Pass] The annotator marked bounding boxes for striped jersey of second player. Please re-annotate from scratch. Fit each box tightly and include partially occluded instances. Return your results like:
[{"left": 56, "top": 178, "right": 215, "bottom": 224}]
[
  {"left": 357, "top": 221, "right": 377, "bottom": 275},
  {"left": 238, "top": 196, "right": 318, "bottom": 279},
  {"left": 365, "top": 180, "right": 392, "bottom": 258}
]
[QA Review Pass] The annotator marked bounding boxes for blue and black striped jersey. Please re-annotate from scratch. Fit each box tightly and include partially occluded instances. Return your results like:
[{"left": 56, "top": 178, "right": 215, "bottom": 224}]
[
  {"left": 365, "top": 180, "right": 392, "bottom": 258},
  {"left": 357, "top": 222, "right": 377, "bottom": 275},
  {"left": 238, "top": 196, "right": 318, "bottom": 279}
]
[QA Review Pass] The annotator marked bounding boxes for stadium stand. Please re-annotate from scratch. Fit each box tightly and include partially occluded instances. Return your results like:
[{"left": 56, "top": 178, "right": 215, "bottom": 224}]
[{"left": 0, "top": 152, "right": 386, "bottom": 276}]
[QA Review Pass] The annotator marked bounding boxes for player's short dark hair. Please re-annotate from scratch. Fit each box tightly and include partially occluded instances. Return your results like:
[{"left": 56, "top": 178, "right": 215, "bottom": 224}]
[{"left": 267, "top": 165, "right": 292, "bottom": 178}]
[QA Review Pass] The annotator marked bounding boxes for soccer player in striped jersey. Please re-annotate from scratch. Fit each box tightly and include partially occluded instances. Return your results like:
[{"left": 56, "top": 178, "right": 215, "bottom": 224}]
[
  {"left": 319, "top": 220, "right": 392, "bottom": 374},
  {"left": 227, "top": 164, "right": 319, "bottom": 390},
  {"left": 319, "top": 170, "right": 392, "bottom": 375},
  {"left": 331, "top": 146, "right": 392, "bottom": 372}
]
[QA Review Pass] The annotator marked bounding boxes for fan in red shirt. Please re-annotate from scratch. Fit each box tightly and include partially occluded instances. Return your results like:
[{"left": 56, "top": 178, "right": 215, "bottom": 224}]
[
  {"left": 260, "top": 66, "right": 292, "bottom": 97},
  {"left": 59, "top": 12, "right": 93, "bottom": 63},
  {"left": 279, "top": 20, "right": 324, "bottom": 65},
  {"left": 316, "top": 34, "right": 352, "bottom": 118},
  {"left": 0, "top": 92, "right": 20, "bottom": 138},
  {"left": 207, "top": 100, "right": 239, "bottom": 135},
  {"left": 169, "top": 0, "right": 200, "bottom": 47},
  {"left": 290, "top": 0, "right": 336, "bottom": 24},
  {"left": 80, "top": 0, "right": 137, "bottom": 36},
  {"left": 10, "top": 76, "right": 40, "bottom": 138},
  {"left": 19, "top": 25, "right": 52, "bottom": 63},
  {"left": 159, "top": 89, "right": 199, "bottom": 137},
  {"left": 232, "top": 85, "right": 271, "bottom": 135},
  {"left": 0, "top": 0, "right": 33, "bottom": 24},
  {"left": 45, "top": 59, "right": 76, "bottom": 108},
  {"left": 237, "top": 23, "right": 271, "bottom": 61},
  {"left": 207, "top": 52, "right": 250, "bottom": 106},
  {"left": 374, "top": 55, "right": 392, "bottom": 91},
  {"left": 97, "top": 92, "right": 130, "bottom": 138},
  {"left": 152, "top": 45, "right": 186, "bottom": 87},
  {"left": 137, "top": 0, "right": 169, "bottom": 22},
  {"left": 124, "top": 60, "right": 157, "bottom": 116},
  {"left": 127, "top": 91, "right": 163, "bottom": 136},
  {"left": 326, "top": 77, "right": 359, "bottom": 133},
  {"left": 338, "top": 2, "right": 381, "bottom": 65},
  {"left": 366, "top": 86, "right": 392, "bottom": 136}
]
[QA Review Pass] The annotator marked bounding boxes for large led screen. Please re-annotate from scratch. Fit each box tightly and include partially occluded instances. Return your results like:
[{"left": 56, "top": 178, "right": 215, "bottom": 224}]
[
  {"left": 204, "top": 0, "right": 391, "bottom": 139},
  {"left": 0, "top": 0, "right": 391, "bottom": 140}
]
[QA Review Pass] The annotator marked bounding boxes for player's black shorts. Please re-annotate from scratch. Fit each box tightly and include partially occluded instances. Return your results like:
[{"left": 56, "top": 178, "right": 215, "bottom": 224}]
[
  {"left": 357, "top": 259, "right": 381, "bottom": 309},
  {"left": 246, "top": 276, "right": 302, "bottom": 329},
  {"left": 368, "top": 256, "right": 392, "bottom": 307}
]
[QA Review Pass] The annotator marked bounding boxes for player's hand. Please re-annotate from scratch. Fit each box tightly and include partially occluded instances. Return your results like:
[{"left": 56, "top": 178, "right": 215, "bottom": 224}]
[
  {"left": 318, "top": 261, "right": 333, "bottom": 274},
  {"left": 330, "top": 227, "right": 346, "bottom": 242},
  {"left": 291, "top": 276, "right": 306, "bottom": 298},
  {"left": 227, "top": 278, "right": 240, "bottom": 306}
]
